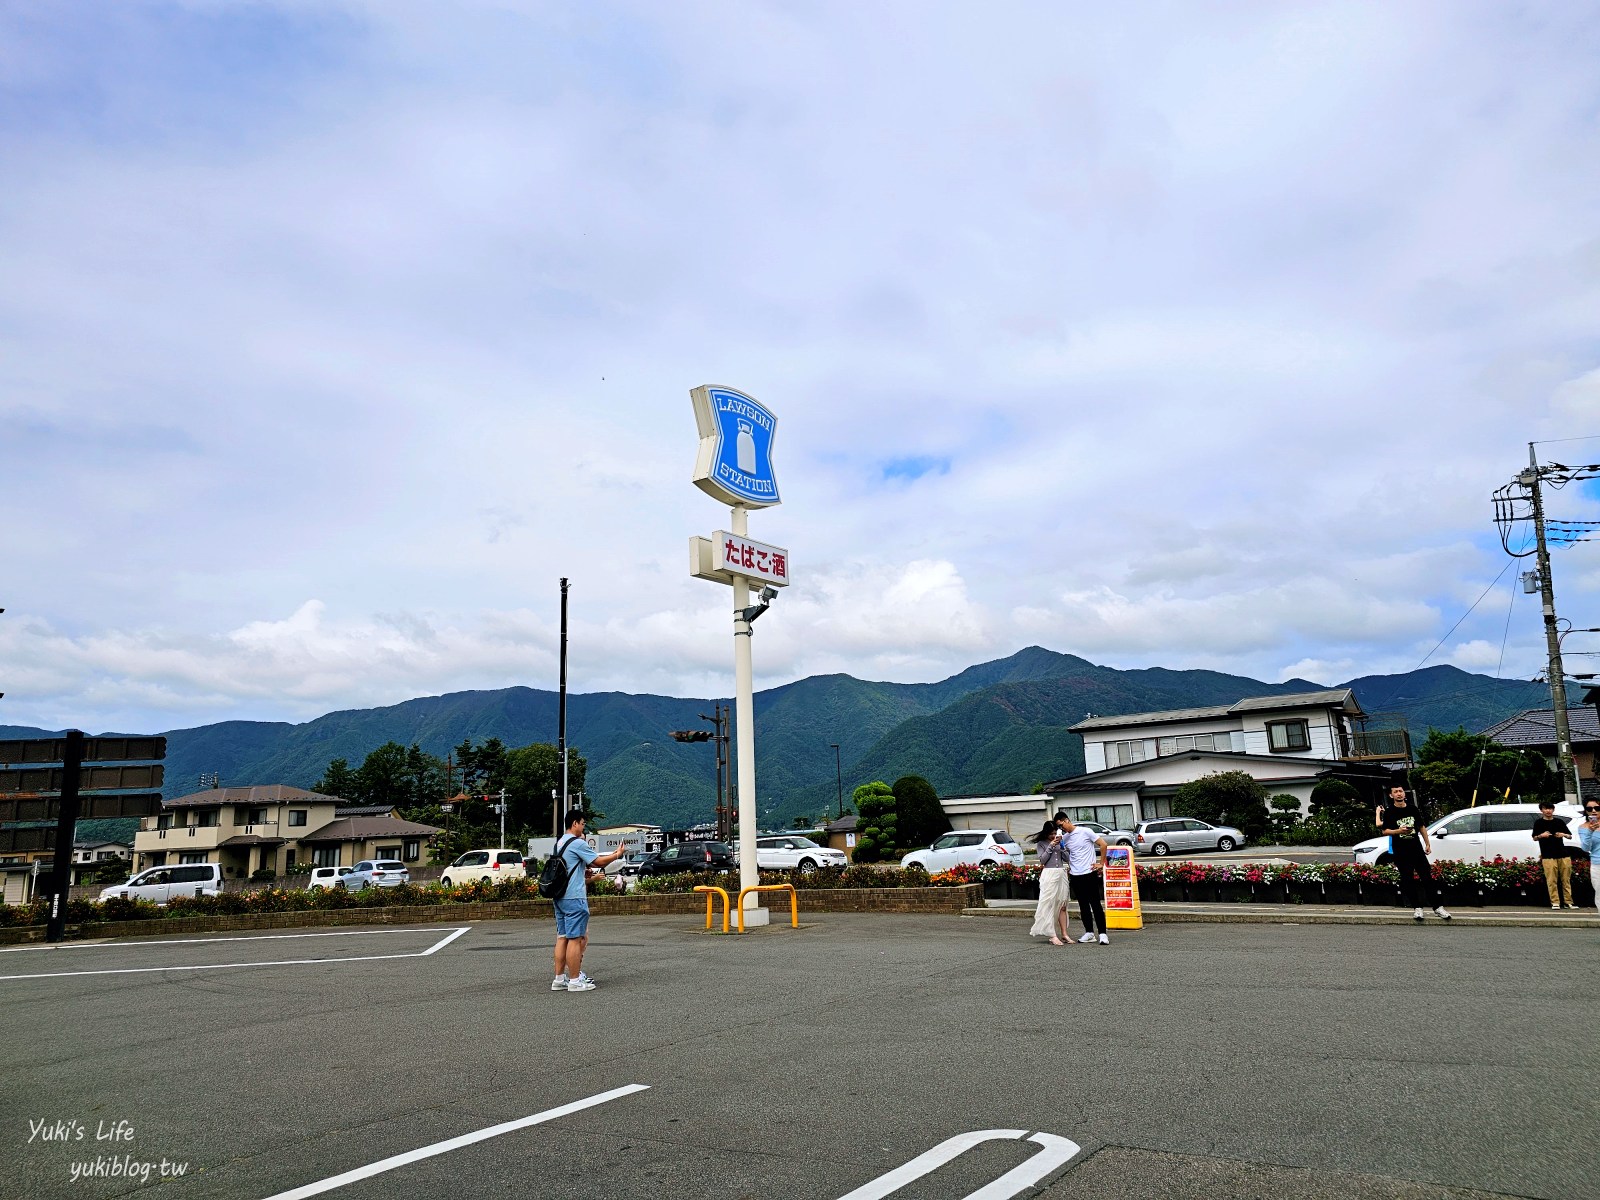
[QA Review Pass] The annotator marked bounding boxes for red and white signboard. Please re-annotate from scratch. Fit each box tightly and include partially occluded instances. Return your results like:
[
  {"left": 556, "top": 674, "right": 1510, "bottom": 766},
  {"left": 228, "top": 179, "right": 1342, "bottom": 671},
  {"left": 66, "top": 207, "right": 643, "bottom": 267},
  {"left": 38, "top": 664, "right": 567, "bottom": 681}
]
[{"left": 712, "top": 530, "right": 790, "bottom": 587}]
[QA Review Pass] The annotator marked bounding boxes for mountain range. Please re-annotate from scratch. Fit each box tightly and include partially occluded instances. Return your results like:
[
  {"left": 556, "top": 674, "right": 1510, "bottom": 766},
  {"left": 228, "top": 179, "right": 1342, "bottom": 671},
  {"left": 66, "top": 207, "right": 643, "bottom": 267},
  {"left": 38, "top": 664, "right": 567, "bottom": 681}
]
[{"left": 0, "top": 647, "right": 1562, "bottom": 829}]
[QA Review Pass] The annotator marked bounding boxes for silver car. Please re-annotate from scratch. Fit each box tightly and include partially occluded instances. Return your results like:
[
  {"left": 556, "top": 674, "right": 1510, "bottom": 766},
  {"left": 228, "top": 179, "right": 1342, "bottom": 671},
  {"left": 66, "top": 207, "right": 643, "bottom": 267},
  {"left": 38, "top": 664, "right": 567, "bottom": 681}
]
[
  {"left": 1134, "top": 818, "right": 1246, "bottom": 856},
  {"left": 1075, "top": 820, "right": 1136, "bottom": 847},
  {"left": 343, "top": 860, "right": 410, "bottom": 889}
]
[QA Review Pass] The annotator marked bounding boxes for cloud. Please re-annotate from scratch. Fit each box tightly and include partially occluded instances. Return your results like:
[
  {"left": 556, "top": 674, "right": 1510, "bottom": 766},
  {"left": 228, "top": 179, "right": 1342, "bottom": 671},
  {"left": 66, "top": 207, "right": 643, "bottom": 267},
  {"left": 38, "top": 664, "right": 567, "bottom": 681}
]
[{"left": 1, "top": 2, "right": 1598, "bottom": 732}]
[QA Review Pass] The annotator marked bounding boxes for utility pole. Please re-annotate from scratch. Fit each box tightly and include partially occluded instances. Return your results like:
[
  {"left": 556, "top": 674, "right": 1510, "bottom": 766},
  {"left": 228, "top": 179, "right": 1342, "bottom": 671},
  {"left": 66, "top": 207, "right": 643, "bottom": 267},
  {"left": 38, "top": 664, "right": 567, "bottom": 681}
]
[
  {"left": 1496, "top": 445, "right": 1600, "bottom": 807},
  {"left": 672, "top": 705, "right": 731, "bottom": 839},
  {"left": 1525, "top": 449, "right": 1577, "bottom": 805},
  {"left": 558, "top": 576, "right": 570, "bottom": 834},
  {"left": 831, "top": 743, "right": 843, "bottom": 818}
]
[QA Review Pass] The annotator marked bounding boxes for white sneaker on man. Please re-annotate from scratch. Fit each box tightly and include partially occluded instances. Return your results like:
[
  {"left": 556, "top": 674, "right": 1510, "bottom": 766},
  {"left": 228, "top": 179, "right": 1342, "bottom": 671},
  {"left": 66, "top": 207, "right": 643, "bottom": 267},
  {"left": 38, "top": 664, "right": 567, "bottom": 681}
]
[
  {"left": 566, "top": 974, "right": 596, "bottom": 992},
  {"left": 1433, "top": 906, "right": 1451, "bottom": 921},
  {"left": 551, "top": 974, "right": 569, "bottom": 991},
  {"left": 1077, "top": 932, "right": 1096, "bottom": 943},
  {"left": 1413, "top": 908, "right": 1425, "bottom": 922},
  {"left": 1097, "top": 933, "right": 1110, "bottom": 945}
]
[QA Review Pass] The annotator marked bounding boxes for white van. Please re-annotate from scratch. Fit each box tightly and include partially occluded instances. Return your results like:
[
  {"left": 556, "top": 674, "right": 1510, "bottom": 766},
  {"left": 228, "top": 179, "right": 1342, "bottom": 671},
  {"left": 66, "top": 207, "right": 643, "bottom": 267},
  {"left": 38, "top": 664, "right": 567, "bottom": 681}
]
[
  {"left": 1352, "top": 802, "right": 1585, "bottom": 867},
  {"left": 307, "top": 866, "right": 352, "bottom": 891},
  {"left": 100, "top": 863, "right": 224, "bottom": 905}
]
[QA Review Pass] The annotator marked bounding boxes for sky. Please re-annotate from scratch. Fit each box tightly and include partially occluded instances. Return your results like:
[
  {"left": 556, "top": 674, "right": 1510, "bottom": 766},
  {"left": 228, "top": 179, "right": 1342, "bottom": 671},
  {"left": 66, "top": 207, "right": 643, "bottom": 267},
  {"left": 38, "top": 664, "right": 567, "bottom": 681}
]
[{"left": 3, "top": 0, "right": 1600, "bottom": 735}]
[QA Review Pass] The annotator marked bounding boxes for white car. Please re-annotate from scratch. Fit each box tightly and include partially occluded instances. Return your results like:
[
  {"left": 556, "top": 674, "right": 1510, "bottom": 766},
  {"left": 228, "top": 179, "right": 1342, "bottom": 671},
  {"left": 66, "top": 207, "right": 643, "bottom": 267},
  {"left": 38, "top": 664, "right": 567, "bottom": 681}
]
[
  {"left": 99, "top": 863, "right": 224, "bottom": 904},
  {"left": 439, "top": 848, "right": 527, "bottom": 887},
  {"left": 307, "top": 866, "right": 353, "bottom": 891},
  {"left": 900, "top": 829, "right": 1026, "bottom": 873},
  {"left": 753, "top": 836, "right": 848, "bottom": 873},
  {"left": 1353, "top": 801, "right": 1585, "bottom": 866}
]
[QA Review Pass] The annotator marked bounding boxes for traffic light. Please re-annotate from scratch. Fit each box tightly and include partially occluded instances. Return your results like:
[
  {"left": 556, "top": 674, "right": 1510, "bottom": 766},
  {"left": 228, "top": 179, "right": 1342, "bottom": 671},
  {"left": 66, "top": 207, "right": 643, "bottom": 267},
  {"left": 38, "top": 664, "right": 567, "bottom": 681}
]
[{"left": 669, "top": 730, "right": 713, "bottom": 743}]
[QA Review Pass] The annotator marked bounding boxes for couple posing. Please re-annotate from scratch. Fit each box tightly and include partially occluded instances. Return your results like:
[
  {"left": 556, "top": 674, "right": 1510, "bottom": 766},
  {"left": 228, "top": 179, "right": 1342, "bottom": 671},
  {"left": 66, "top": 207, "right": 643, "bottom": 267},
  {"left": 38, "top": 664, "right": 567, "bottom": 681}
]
[{"left": 1030, "top": 811, "right": 1111, "bottom": 946}]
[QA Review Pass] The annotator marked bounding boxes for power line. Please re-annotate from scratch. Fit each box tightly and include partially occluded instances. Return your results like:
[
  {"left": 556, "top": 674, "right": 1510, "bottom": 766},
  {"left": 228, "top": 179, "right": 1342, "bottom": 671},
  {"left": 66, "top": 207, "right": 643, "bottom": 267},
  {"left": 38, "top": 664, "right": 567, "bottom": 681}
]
[{"left": 1410, "top": 559, "right": 1515, "bottom": 672}]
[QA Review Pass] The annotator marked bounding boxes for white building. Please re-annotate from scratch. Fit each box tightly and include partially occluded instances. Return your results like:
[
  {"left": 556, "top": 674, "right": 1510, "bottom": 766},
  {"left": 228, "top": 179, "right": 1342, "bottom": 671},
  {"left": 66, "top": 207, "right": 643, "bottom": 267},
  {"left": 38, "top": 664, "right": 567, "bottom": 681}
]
[{"left": 1045, "top": 689, "right": 1406, "bottom": 832}]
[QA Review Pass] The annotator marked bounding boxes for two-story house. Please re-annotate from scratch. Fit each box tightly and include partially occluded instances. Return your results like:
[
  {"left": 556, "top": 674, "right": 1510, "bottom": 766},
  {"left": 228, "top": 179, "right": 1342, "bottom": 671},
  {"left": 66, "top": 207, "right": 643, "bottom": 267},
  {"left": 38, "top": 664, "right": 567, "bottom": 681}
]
[
  {"left": 1044, "top": 689, "right": 1407, "bottom": 831},
  {"left": 131, "top": 785, "right": 440, "bottom": 881}
]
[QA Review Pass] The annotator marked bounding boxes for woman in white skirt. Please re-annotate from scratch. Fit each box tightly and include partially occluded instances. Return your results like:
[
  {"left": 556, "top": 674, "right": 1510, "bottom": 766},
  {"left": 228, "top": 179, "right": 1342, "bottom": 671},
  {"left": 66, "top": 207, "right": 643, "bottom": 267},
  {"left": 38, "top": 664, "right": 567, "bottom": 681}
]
[{"left": 1029, "top": 819, "right": 1072, "bottom": 946}]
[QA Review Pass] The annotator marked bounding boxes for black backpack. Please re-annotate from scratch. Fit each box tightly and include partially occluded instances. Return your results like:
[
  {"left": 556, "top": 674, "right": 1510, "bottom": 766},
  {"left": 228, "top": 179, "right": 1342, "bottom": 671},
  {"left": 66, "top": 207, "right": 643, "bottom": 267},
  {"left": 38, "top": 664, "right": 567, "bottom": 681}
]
[{"left": 537, "top": 835, "right": 578, "bottom": 899}]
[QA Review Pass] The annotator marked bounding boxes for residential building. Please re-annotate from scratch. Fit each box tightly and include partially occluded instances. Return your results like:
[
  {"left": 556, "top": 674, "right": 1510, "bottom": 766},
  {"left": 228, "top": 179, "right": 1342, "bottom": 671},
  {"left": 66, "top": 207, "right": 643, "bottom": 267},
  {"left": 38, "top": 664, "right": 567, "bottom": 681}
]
[
  {"left": 131, "top": 786, "right": 440, "bottom": 881},
  {"left": 1481, "top": 705, "right": 1600, "bottom": 799},
  {"left": 1045, "top": 689, "right": 1405, "bottom": 830}
]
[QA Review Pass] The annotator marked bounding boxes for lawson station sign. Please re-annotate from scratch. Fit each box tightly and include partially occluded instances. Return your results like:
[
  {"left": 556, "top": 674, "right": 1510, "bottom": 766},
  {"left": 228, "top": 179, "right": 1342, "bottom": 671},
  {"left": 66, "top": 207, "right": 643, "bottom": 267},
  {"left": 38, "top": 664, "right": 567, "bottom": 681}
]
[{"left": 691, "top": 385, "right": 780, "bottom": 508}]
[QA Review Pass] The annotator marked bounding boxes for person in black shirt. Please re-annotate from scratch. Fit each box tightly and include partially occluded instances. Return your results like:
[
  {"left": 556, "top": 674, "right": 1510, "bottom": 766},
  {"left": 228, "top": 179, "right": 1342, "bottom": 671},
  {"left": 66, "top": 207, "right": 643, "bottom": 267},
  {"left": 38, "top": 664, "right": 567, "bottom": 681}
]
[
  {"left": 1377, "top": 785, "right": 1450, "bottom": 922},
  {"left": 1531, "top": 800, "right": 1575, "bottom": 910}
]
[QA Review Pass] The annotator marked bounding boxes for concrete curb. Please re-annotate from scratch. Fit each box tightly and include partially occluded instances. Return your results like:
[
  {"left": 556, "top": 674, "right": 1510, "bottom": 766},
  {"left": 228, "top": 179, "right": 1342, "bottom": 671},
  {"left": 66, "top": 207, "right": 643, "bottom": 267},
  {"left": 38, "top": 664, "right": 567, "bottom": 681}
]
[
  {"left": 964, "top": 900, "right": 1600, "bottom": 929},
  {"left": 0, "top": 883, "right": 986, "bottom": 944}
]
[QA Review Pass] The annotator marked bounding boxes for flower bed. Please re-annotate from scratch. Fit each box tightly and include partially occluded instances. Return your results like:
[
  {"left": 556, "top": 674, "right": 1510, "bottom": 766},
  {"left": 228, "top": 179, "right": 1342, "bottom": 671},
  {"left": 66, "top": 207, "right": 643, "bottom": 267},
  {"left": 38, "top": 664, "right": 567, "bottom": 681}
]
[
  {"left": 1, "top": 855, "right": 1588, "bottom": 931},
  {"left": 1131, "top": 857, "right": 1593, "bottom": 905}
]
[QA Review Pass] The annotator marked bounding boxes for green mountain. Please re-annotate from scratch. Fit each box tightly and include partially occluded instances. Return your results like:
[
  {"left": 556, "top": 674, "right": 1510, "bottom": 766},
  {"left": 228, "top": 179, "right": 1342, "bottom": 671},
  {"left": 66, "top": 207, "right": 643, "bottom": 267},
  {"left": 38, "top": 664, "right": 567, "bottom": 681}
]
[{"left": 0, "top": 648, "right": 1570, "bottom": 829}]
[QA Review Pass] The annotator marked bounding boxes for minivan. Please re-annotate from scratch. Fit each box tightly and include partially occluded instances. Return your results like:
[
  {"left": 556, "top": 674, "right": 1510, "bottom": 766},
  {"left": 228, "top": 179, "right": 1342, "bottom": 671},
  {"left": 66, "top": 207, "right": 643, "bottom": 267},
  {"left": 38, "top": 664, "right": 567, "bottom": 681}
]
[
  {"left": 1352, "top": 802, "right": 1586, "bottom": 867},
  {"left": 100, "top": 863, "right": 224, "bottom": 905}
]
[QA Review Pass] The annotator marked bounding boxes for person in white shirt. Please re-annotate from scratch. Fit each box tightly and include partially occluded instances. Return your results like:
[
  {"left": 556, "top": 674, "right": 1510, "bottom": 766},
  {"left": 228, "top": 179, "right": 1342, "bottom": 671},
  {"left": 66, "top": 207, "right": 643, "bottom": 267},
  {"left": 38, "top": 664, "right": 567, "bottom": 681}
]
[{"left": 1055, "top": 812, "right": 1111, "bottom": 945}]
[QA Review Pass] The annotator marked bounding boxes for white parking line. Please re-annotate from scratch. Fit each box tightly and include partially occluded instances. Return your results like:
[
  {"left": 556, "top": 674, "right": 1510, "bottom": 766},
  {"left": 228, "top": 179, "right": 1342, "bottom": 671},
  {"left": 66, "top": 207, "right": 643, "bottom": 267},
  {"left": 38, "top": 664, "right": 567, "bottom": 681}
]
[
  {"left": 0, "top": 926, "right": 470, "bottom": 981},
  {"left": 836, "top": 1129, "right": 1082, "bottom": 1200},
  {"left": 0, "top": 927, "right": 465, "bottom": 953},
  {"left": 261, "top": 1084, "right": 652, "bottom": 1200}
]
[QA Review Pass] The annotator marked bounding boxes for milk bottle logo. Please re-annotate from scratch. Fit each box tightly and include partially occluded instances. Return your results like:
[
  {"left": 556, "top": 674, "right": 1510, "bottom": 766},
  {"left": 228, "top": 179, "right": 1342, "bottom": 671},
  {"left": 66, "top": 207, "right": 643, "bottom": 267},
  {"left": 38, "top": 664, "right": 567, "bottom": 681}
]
[
  {"left": 690, "top": 385, "right": 780, "bottom": 508},
  {"left": 736, "top": 420, "right": 757, "bottom": 474}
]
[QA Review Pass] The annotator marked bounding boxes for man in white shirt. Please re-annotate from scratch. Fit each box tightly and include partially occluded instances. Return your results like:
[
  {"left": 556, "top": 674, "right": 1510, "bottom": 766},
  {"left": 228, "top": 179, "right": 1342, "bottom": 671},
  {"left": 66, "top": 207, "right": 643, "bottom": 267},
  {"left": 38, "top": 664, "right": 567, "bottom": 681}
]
[{"left": 1055, "top": 812, "right": 1111, "bottom": 945}]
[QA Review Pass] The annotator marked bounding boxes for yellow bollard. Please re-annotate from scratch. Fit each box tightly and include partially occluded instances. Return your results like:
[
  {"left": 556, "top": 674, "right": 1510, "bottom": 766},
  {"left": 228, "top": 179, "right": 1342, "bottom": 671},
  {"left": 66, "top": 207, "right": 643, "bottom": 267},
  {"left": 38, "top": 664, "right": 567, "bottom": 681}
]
[
  {"left": 693, "top": 885, "right": 730, "bottom": 933},
  {"left": 734, "top": 883, "right": 799, "bottom": 932}
]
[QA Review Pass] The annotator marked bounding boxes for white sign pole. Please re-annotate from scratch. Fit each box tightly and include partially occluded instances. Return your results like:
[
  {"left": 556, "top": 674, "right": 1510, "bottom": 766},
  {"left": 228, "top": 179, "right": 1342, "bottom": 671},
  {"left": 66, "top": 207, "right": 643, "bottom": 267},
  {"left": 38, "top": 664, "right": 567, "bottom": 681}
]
[{"left": 729, "top": 504, "right": 767, "bottom": 924}]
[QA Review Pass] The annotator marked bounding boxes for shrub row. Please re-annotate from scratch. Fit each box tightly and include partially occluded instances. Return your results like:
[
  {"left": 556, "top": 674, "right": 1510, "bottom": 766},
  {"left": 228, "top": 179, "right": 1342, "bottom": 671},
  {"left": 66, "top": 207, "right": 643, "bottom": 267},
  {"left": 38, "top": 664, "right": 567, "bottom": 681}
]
[
  {"left": 4, "top": 855, "right": 1578, "bottom": 928},
  {"left": 931, "top": 855, "right": 1589, "bottom": 892}
]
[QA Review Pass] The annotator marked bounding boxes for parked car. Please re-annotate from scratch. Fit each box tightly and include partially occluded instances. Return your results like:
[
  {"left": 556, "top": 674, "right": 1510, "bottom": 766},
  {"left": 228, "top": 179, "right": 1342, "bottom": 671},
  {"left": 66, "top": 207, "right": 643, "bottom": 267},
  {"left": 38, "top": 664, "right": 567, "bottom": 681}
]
[
  {"left": 750, "top": 835, "right": 848, "bottom": 873},
  {"left": 1352, "top": 802, "right": 1586, "bottom": 867},
  {"left": 439, "top": 848, "right": 527, "bottom": 887},
  {"left": 99, "top": 863, "right": 224, "bottom": 905},
  {"left": 635, "top": 841, "right": 736, "bottom": 876},
  {"left": 1134, "top": 818, "right": 1247, "bottom": 856},
  {"left": 900, "top": 829, "right": 1026, "bottom": 874},
  {"left": 1074, "top": 820, "right": 1136, "bottom": 847},
  {"left": 343, "top": 860, "right": 409, "bottom": 890},
  {"left": 608, "top": 851, "right": 652, "bottom": 878},
  {"left": 306, "top": 866, "right": 353, "bottom": 891}
]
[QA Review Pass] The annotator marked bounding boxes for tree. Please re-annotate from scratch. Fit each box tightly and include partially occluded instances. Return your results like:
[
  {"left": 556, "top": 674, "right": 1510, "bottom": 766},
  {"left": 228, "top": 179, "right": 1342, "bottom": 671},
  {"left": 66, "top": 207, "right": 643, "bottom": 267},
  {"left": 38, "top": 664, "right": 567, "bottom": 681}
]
[
  {"left": 892, "top": 775, "right": 950, "bottom": 849},
  {"left": 850, "top": 781, "right": 897, "bottom": 863},
  {"left": 350, "top": 741, "right": 450, "bottom": 809},
  {"left": 1413, "top": 728, "right": 1559, "bottom": 812},
  {"left": 1268, "top": 794, "right": 1302, "bottom": 840},
  {"left": 312, "top": 757, "right": 358, "bottom": 800},
  {"left": 1303, "top": 777, "right": 1376, "bottom": 844},
  {"left": 504, "top": 743, "right": 589, "bottom": 841},
  {"left": 453, "top": 737, "right": 510, "bottom": 793},
  {"left": 1171, "top": 770, "right": 1270, "bottom": 840}
]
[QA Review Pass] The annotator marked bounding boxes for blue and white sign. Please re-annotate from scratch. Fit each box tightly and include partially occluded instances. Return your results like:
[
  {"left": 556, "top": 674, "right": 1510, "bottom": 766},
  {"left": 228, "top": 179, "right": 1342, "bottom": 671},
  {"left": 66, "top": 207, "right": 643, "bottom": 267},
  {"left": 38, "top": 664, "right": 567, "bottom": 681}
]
[{"left": 691, "top": 385, "right": 780, "bottom": 508}]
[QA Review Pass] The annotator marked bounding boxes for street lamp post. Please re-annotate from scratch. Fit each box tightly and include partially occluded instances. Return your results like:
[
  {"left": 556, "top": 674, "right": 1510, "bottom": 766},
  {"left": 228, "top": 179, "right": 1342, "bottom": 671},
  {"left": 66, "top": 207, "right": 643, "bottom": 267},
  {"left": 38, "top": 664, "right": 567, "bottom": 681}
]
[{"left": 831, "top": 743, "right": 843, "bottom": 818}]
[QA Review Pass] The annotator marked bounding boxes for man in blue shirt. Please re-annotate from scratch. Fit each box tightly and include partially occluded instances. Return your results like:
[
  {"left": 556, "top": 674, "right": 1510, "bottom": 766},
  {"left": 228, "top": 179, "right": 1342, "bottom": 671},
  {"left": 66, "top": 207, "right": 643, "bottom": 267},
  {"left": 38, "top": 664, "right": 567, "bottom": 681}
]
[{"left": 551, "top": 809, "right": 626, "bottom": 993}]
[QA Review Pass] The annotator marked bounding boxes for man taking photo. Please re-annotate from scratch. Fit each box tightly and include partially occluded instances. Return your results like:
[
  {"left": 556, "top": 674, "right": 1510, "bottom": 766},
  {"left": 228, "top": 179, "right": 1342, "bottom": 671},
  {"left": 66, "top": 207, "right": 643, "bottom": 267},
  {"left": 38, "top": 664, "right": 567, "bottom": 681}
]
[{"left": 551, "top": 809, "right": 627, "bottom": 993}]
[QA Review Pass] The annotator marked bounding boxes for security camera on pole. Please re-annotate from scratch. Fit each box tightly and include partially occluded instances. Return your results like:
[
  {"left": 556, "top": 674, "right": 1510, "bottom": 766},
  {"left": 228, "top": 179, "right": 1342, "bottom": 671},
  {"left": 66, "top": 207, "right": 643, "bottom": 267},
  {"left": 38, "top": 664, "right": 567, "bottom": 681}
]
[{"left": 687, "top": 385, "right": 788, "bottom": 928}]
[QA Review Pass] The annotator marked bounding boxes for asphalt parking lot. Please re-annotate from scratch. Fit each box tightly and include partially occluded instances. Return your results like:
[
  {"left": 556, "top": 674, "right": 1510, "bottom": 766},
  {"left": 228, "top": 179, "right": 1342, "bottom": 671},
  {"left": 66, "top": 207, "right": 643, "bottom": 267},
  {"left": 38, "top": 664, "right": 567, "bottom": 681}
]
[{"left": 2, "top": 914, "right": 1593, "bottom": 1200}]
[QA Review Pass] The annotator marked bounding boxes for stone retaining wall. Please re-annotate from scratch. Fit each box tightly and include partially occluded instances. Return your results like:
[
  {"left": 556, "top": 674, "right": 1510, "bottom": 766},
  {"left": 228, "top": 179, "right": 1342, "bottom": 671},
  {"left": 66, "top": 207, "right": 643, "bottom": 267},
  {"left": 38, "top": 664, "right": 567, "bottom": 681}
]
[{"left": 0, "top": 884, "right": 983, "bottom": 944}]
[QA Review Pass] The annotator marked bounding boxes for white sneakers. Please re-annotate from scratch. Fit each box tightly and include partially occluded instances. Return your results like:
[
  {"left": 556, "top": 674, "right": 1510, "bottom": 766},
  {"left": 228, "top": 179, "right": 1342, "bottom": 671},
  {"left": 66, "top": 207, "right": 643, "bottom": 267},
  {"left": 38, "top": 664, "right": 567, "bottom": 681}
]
[
  {"left": 1078, "top": 932, "right": 1096, "bottom": 943},
  {"left": 1414, "top": 906, "right": 1452, "bottom": 922}
]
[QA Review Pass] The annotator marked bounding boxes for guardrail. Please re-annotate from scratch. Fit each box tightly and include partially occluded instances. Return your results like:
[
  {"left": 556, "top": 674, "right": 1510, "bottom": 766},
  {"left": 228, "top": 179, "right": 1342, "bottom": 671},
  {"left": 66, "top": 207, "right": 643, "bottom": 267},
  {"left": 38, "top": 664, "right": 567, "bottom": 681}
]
[
  {"left": 735, "top": 883, "right": 798, "bottom": 932},
  {"left": 693, "top": 885, "right": 730, "bottom": 933}
]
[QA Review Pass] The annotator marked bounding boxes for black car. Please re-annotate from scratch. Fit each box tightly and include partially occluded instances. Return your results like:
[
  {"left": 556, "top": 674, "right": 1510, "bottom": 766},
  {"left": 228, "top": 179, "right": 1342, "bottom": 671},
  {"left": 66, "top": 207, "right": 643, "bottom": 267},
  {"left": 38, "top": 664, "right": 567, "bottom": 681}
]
[{"left": 636, "top": 841, "right": 735, "bottom": 876}]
